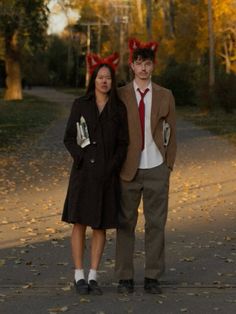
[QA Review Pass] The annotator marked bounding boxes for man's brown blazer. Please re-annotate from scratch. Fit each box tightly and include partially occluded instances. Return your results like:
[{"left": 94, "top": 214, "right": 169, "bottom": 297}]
[{"left": 118, "top": 81, "right": 177, "bottom": 182}]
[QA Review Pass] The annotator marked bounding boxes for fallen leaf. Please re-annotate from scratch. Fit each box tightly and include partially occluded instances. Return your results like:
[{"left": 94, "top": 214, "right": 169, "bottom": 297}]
[
  {"left": 48, "top": 306, "right": 69, "bottom": 313},
  {"left": 225, "top": 259, "right": 234, "bottom": 263},
  {"left": 22, "top": 283, "right": 33, "bottom": 289},
  {"left": 118, "top": 297, "right": 130, "bottom": 302},
  {"left": 79, "top": 298, "right": 90, "bottom": 303},
  {"left": 57, "top": 262, "right": 68, "bottom": 266},
  {"left": 46, "top": 228, "right": 56, "bottom": 234},
  {"left": 180, "top": 257, "right": 195, "bottom": 262}
]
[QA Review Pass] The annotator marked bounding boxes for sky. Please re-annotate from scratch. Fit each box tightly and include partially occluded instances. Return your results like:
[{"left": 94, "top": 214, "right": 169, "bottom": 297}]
[{"left": 47, "top": 0, "right": 80, "bottom": 35}]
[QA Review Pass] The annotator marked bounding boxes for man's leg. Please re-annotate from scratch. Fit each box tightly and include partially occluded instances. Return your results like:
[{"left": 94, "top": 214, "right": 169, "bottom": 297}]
[
  {"left": 143, "top": 163, "right": 170, "bottom": 280},
  {"left": 115, "top": 176, "right": 142, "bottom": 280}
]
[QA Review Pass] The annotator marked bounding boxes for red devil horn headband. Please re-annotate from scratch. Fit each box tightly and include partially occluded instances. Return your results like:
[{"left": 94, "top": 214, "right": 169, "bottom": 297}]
[
  {"left": 86, "top": 52, "right": 120, "bottom": 75},
  {"left": 128, "top": 38, "right": 159, "bottom": 64}
]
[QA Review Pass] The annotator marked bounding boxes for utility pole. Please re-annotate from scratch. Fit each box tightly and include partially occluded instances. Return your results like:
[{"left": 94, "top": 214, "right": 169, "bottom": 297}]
[
  {"left": 80, "top": 21, "right": 108, "bottom": 87},
  {"left": 112, "top": 1, "right": 130, "bottom": 81},
  {"left": 67, "top": 25, "right": 73, "bottom": 84},
  {"left": 97, "top": 19, "right": 101, "bottom": 54}
]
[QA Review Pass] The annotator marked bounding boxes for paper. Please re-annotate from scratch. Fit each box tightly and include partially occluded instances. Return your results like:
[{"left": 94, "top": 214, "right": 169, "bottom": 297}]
[
  {"left": 76, "top": 116, "right": 90, "bottom": 148},
  {"left": 163, "top": 120, "right": 171, "bottom": 146}
]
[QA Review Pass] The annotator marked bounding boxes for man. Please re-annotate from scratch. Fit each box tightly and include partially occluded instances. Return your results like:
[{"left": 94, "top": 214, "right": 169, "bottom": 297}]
[{"left": 115, "top": 38, "right": 177, "bottom": 294}]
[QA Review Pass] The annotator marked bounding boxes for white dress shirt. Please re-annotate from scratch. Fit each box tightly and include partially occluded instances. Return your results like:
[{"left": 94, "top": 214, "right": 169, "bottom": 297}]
[{"left": 133, "top": 80, "right": 163, "bottom": 169}]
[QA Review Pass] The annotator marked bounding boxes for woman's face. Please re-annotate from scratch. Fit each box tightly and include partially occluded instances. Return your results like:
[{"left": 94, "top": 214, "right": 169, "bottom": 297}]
[{"left": 95, "top": 66, "right": 112, "bottom": 95}]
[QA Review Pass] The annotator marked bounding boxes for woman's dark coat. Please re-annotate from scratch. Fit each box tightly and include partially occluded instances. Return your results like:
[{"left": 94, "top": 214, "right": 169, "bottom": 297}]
[{"left": 62, "top": 95, "right": 129, "bottom": 229}]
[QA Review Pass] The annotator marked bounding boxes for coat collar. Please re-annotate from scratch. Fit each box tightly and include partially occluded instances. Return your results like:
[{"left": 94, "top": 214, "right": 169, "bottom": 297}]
[
  {"left": 150, "top": 83, "right": 161, "bottom": 133},
  {"left": 124, "top": 82, "right": 142, "bottom": 138}
]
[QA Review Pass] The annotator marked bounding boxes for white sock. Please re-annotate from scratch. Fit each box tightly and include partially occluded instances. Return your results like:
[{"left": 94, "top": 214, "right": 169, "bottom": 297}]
[
  {"left": 88, "top": 269, "right": 97, "bottom": 282},
  {"left": 74, "top": 269, "right": 85, "bottom": 283}
]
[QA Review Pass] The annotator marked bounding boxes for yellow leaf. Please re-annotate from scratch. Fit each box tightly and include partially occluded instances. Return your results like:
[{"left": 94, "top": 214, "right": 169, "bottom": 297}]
[
  {"left": 22, "top": 283, "right": 33, "bottom": 289},
  {"left": 0, "top": 259, "right": 5, "bottom": 267},
  {"left": 46, "top": 228, "right": 56, "bottom": 233}
]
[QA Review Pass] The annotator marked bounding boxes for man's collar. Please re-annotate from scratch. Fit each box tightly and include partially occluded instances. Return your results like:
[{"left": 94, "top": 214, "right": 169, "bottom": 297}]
[{"left": 133, "top": 80, "right": 152, "bottom": 92}]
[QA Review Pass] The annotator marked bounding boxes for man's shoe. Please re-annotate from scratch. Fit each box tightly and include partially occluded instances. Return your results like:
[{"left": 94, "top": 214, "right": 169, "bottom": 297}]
[
  {"left": 144, "top": 278, "right": 162, "bottom": 294},
  {"left": 88, "top": 280, "right": 103, "bottom": 295},
  {"left": 117, "top": 279, "right": 134, "bottom": 294},
  {"left": 74, "top": 279, "right": 89, "bottom": 295}
]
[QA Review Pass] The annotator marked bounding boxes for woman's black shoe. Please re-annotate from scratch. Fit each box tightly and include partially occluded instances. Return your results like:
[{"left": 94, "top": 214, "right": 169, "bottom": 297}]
[
  {"left": 88, "top": 280, "right": 103, "bottom": 295},
  {"left": 74, "top": 279, "right": 89, "bottom": 295}
]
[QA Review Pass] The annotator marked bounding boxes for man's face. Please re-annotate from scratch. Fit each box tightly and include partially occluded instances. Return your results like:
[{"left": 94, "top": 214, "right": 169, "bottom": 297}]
[{"left": 131, "top": 57, "right": 154, "bottom": 80}]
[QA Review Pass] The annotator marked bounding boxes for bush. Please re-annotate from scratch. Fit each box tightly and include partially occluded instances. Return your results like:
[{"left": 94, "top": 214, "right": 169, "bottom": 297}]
[
  {"left": 215, "top": 72, "right": 236, "bottom": 113},
  {"left": 157, "top": 60, "right": 197, "bottom": 106}
]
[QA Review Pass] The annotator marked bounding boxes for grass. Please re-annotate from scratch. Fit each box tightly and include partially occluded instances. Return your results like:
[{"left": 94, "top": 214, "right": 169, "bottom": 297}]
[
  {"left": 56, "top": 87, "right": 85, "bottom": 96},
  {"left": 0, "top": 92, "right": 66, "bottom": 151},
  {"left": 1, "top": 89, "right": 235, "bottom": 153},
  {"left": 177, "top": 106, "right": 236, "bottom": 146}
]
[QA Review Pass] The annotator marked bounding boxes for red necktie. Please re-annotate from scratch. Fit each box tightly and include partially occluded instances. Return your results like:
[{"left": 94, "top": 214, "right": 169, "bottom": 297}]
[{"left": 137, "top": 88, "right": 149, "bottom": 150}]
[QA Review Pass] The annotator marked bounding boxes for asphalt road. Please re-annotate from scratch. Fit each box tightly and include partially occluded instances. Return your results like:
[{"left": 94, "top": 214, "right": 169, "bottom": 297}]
[{"left": 0, "top": 87, "right": 235, "bottom": 314}]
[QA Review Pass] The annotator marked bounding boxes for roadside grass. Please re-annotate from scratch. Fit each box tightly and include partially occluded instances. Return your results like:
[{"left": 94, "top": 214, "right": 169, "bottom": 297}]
[
  {"left": 56, "top": 87, "right": 85, "bottom": 96},
  {"left": 177, "top": 106, "right": 236, "bottom": 146},
  {"left": 0, "top": 92, "right": 66, "bottom": 151}
]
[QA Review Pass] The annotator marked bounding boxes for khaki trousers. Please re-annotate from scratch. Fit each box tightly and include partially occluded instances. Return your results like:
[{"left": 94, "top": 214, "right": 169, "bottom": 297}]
[{"left": 115, "top": 163, "right": 170, "bottom": 280}]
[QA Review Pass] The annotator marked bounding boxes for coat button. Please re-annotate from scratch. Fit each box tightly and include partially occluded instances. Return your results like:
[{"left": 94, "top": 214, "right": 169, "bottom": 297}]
[
  {"left": 90, "top": 158, "right": 95, "bottom": 164},
  {"left": 92, "top": 141, "right": 97, "bottom": 145}
]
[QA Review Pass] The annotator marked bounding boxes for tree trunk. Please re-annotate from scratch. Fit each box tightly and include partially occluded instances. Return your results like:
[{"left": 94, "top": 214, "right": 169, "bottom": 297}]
[
  {"left": 4, "top": 31, "right": 22, "bottom": 100},
  {"left": 224, "top": 41, "right": 231, "bottom": 74},
  {"left": 136, "top": 0, "right": 143, "bottom": 25},
  {"left": 169, "top": 0, "right": 175, "bottom": 37},
  {"left": 162, "top": 0, "right": 175, "bottom": 38},
  {"left": 207, "top": 0, "right": 215, "bottom": 88},
  {"left": 146, "top": 0, "right": 152, "bottom": 40}
]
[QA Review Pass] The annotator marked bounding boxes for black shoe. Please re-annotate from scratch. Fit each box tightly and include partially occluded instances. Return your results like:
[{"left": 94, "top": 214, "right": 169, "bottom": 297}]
[
  {"left": 117, "top": 279, "right": 134, "bottom": 294},
  {"left": 74, "top": 279, "right": 89, "bottom": 295},
  {"left": 88, "top": 280, "right": 103, "bottom": 295},
  {"left": 144, "top": 278, "right": 162, "bottom": 294}
]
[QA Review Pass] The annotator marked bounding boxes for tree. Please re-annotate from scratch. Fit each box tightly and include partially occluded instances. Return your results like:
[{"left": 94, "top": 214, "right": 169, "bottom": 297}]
[
  {"left": 213, "top": 0, "right": 236, "bottom": 74},
  {"left": 0, "top": 0, "right": 49, "bottom": 100}
]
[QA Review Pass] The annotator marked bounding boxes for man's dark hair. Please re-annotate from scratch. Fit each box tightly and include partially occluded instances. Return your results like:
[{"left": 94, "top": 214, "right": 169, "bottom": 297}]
[{"left": 132, "top": 48, "right": 155, "bottom": 62}]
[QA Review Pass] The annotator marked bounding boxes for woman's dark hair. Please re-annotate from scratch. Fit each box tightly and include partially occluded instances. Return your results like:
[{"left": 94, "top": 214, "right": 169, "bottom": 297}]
[{"left": 132, "top": 48, "right": 155, "bottom": 62}]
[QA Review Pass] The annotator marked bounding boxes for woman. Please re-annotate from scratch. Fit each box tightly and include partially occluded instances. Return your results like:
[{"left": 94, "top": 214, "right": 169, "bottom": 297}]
[{"left": 62, "top": 53, "right": 129, "bottom": 295}]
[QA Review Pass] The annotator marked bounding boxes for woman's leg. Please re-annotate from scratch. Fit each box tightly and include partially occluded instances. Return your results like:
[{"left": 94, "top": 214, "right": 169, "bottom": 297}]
[
  {"left": 90, "top": 229, "right": 106, "bottom": 270},
  {"left": 71, "top": 223, "right": 86, "bottom": 269},
  {"left": 71, "top": 223, "right": 89, "bottom": 294},
  {"left": 88, "top": 229, "right": 106, "bottom": 295}
]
